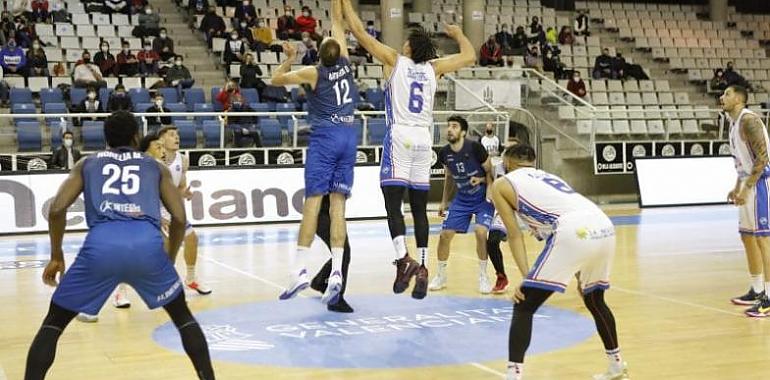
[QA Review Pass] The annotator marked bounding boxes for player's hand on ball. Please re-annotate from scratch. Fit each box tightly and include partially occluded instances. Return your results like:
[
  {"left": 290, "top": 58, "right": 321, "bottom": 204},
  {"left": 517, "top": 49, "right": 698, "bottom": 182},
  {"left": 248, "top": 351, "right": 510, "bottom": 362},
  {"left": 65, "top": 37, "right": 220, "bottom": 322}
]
[
  {"left": 512, "top": 283, "right": 526, "bottom": 303},
  {"left": 283, "top": 42, "right": 297, "bottom": 59},
  {"left": 43, "top": 259, "right": 65, "bottom": 287},
  {"left": 443, "top": 23, "right": 462, "bottom": 38}
]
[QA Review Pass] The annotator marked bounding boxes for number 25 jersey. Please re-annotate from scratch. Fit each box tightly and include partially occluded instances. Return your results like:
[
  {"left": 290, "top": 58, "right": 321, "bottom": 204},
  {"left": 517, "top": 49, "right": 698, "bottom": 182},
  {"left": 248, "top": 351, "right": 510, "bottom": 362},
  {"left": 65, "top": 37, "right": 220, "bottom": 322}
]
[{"left": 385, "top": 55, "right": 437, "bottom": 128}]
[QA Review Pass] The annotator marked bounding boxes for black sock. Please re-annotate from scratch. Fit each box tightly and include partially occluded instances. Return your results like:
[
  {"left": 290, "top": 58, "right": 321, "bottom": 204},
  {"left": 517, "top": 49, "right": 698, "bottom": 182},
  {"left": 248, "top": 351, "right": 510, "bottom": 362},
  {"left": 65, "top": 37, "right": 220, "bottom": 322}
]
[
  {"left": 408, "top": 189, "right": 429, "bottom": 252},
  {"left": 487, "top": 230, "right": 506, "bottom": 276},
  {"left": 509, "top": 287, "right": 552, "bottom": 363},
  {"left": 163, "top": 293, "right": 215, "bottom": 380},
  {"left": 583, "top": 289, "right": 619, "bottom": 351},
  {"left": 25, "top": 302, "right": 77, "bottom": 380}
]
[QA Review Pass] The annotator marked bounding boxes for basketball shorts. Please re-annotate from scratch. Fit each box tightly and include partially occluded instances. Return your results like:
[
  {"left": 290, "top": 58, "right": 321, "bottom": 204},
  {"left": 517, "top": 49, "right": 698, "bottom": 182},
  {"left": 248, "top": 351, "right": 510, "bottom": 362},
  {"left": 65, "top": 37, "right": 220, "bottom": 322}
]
[
  {"left": 380, "top": 123, "right": 432, "bottom": 191},
  {"left": 442, "top": 194, "right": 495, "bottom": 232},
  {"left": 52, "top": 221, "right": 182, "bottom": 315},
  {"left": 161, "top": 207, "right": 195, "bottom": 236},
  {"left": 739, "top": 176, "right": 770, "bottom": 236},
  {"left": 490, "top": 213, "right": 507, "bottom": 234},
  {"left": 305, "top": 124, "right": 358, "bottom": 197},
  {"left": 524, "top": 211, "right": 615, "bottom": 295}
]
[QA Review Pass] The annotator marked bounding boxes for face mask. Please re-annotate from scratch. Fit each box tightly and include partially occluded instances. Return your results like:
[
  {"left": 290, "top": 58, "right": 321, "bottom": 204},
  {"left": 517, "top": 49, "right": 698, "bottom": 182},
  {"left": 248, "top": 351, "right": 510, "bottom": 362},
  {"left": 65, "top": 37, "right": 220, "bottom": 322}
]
[
  {"left": 160, "top": 33, "right": 167, "bottom": 38},
  {"left": 285, "top": 11, "right": 292, "bottom": 16},
  {"left": 63, "top": 139, "right": 73, "bottom": 147},
  {"left": 302, "top": 11, "right": 309, "bottom": 17},
  {"left": 155, "top": 100, "right": 163, "bottom": 107},
  {"left": 101, "top": 46, "right": 108, "bottom": 52},
  {"left": 32, "top": 43, "right": 39, "bottom": 49},
  {"left": 87, "top": 93, "right": 96, "bottom": 100},
  {"left": 573, "top": 76, "right": 580, "bottom": 82},
  {"left": 123, "top": 48, "right": 129, "bottom": 53},
  {"left": 232, "top": 102, "right": 242, "bottom": 108},
  {"left": 175, "top": 60, "right": 182, "bottom": 66},
  {"left": 257, "top": 22, "right": 264, "bottom": 27},
  {"left": 145, "top": 8, "right": 152, "bottom": 14},
  {"left": 242, "top": 1, "right": 248, "bottom": 5},
  {"left": 240, "top": 22, "right": 247, "bottom": 28},
  {"left": 502, "top": 28, "right": 508, "bottom": 32},
  {"left": 302, "top": 37, "right": 310, "bottom": 42},
  {"left": 144, "top": 46, "right": 151, "bottom": 51},
  {"left": 367, "top": 25, "right": 374, "bottom": 30},
  {"left": 231, "top": 34, "right": 238, "bottom": 40}
]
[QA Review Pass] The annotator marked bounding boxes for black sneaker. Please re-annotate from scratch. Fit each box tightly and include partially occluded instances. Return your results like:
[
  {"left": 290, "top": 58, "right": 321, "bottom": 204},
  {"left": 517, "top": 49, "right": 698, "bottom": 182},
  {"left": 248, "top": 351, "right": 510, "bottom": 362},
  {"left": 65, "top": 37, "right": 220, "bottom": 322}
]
[
  {"left": 731, "top": 288, "right": 765, "bottom": 306},
  {"left": 411, "top": 265, "right": 429, "bottom": 300},
  {"left": 393, "top": 254, "right": 419, "bottom": 294},
  {"left": 745, "top": 294, "right": 770, "bottom": 318},
  {"left": 328, "top": 297, "right": 354, "bottom": 313}
]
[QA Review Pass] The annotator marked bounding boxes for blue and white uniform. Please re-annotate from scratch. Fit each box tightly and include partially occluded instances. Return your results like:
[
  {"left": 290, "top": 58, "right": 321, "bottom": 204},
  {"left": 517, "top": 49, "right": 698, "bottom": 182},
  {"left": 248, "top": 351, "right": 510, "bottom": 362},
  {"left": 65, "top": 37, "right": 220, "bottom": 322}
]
[
  {"left": 52, "top": 148, "right": 182, "bottom": 315},
  {"left": 162, "top": 151, "right": 194, "bottom": 236},
  {"left": 504, "top": 167, "right": 615, "bottom": 294},
  {"left": 440, "top": 139, "right": 495, "bottom": 232},
  {"left": 728, "top": 108, "right": 770, "bottom": 236},
  {"left": 304, "top": 57, "right": 359, "bottom": 197},
  {"left": 380, "top": 55, "right": 437, "bottom": 190}
]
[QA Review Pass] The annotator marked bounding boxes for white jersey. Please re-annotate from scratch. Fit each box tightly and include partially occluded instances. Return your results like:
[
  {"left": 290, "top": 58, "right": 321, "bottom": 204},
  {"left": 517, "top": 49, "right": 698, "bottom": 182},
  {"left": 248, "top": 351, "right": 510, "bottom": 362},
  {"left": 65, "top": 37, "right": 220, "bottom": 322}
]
[
  {"left": 168, "top": 151, "right": 185, "bottom": 187},
  {"left": 504, "top": 167, "right": 603, "bottom": 239},
  {"left": 481, "top": 135, "right": 501, "bottom": 157},
  {"left": 729, "top": 108, "right": 770, "bottom": 180},
  {"left": 385, "top": 55, "right": 437, "bottom": 128}
]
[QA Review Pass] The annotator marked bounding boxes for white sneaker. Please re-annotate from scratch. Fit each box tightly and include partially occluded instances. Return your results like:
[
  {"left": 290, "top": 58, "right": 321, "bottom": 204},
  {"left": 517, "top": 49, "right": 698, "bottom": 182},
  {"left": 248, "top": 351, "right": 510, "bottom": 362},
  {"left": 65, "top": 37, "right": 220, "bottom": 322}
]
[
  {"left": 186, "top": 280, "right": 213, "bottom": 295},
  {"left": 113, "top": 287, "right": 131, "bottom": 309},
  {"left": 479, "top": 272, "right": 492, "bottom": 294},
  {"left": 76, "top": 313, "right": 99, "bottom": 323},
  {"left": 428, "top": 272, "right": 447, "bottom": 291},
  {"left": 279, "top": 269, "right": 310, "bottom": 300},
  {"left": 320, "top": 271, "right": 343, "bottom": 305},
  {"left": 593, "top": 362, "right": 630, "bottom": 380}
]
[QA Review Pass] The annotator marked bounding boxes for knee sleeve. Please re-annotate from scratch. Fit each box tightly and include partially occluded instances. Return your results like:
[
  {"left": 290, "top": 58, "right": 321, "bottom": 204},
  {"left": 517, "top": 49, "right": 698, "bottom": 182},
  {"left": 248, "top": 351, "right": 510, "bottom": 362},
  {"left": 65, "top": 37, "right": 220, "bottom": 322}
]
[
  {"left": 408, "top": 189, "right": 429, "bottom": 248},
  {"left": 382, "top": 186, "right": 407, "bottom": 237}
]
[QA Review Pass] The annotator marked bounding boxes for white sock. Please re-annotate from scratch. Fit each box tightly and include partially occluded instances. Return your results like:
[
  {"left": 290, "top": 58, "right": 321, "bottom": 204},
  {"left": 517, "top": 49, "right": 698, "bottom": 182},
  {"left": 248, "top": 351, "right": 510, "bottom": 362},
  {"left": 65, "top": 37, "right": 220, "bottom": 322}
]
[
  {"left": 437, "top": 260, "right": 448, "bottom": 276},
  {"left": 186, "top": 265, "right": 196, "bottom": 283},
  {"left": 392, "top": 236, "right": 407, "bottom": 260},
  {"left": 606, "top": 348, "right": 623, "bottom": 373},
  {"left": 506, "top": 362, "right": 523, "bottom": 380},
  {"left": 479, "top": 259, "right": 488, "bottom": 274},
  {"left": 293, "top": 246, "right": 309, "bottom": 277},
  {"left": 418, "top": 247, "right": 429, "bottom": 267},
  {"left": 751, "top": 274, "right": 763, "bottom": 293},
  {"left": 331, "top": 247, "right": 344, "bottom": 278},
  {"left": 765, "top": 282, "right": 770, "bottom": 297}
]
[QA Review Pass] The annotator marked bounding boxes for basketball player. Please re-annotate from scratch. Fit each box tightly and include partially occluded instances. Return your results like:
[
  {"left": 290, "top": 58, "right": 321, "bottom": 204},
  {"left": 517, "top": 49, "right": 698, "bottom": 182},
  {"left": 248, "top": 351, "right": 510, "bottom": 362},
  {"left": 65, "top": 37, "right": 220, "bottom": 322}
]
[
  {"left": 158, "top": 126, "right": 212, "bottom": 296},
  {"left": 274, "top": 0, "right": 356, "bottom": 306},
  {"left": 492, "top": 144, "right": 627, "bottom": 380},
  {"left": 429, "top": 115, "right": 495, "bottom": 293},
  {"left": 340, "top": 0, "right": 476, "bottom": 299},
  {"left": 722, "top": 85, "right": 770, "bottom": 317},
  {"left": 25, "top": 111, "right": 214, "bottom": 380}
]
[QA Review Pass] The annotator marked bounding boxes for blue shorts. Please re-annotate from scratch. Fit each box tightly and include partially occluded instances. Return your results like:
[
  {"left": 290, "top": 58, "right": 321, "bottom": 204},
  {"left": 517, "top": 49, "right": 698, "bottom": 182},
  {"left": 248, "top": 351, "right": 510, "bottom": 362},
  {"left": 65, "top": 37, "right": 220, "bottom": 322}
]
[
  {"left": 442, "top": 195, "right": 495, "bottom": 233},
  {"left": 305, "top": 125, "right": 358, "bottom": 197},
  {"left": 52, "top": 221, "right": 182, "bottom": 315}
]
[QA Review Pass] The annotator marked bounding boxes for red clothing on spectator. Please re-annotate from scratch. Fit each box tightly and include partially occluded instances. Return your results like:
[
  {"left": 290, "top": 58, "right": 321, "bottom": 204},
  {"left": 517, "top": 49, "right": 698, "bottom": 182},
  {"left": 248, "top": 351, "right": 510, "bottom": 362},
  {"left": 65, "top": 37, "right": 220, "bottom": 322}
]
[
  {"left": 480, "top": 42, "right": 502, "bottom": 65},
  {"left": 295, "top": 15, "right": 317, "bottom": 34},
  {"left": 216, "top": 89, "right": 241, "bottom": 111},
  {"left": 32, "top": 0, "right": 49, "bottom": 11},
  {"left": 137, "top": 49, "right": 160, "bottom": 63},
  {"left": 567, "top": 78, "right": 587, "bottom": 98}
]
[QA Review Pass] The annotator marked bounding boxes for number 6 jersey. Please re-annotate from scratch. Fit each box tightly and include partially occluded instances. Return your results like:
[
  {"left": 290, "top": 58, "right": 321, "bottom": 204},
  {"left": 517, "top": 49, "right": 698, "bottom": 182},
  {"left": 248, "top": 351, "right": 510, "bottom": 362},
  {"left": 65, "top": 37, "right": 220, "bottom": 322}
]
[{"left": 385, "top": 56, "right": 437, "bottom": 128}]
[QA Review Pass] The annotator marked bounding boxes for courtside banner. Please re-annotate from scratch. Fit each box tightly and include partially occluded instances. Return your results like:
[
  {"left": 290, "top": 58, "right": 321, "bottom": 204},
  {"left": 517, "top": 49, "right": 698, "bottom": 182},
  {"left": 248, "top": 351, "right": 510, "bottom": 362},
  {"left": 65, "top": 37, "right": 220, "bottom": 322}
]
[
  {"left": 454, "top": 79, "right": 522, "bottom": 110},
  {"left": 0, "top": 165, "right": 386, "bottom": 234}
]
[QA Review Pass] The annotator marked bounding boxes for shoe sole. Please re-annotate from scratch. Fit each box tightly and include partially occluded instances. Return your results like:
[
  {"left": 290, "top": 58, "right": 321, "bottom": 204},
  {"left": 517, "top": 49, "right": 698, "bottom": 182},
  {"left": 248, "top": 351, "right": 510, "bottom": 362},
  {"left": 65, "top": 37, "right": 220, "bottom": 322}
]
[
  {"left": 731, "top": 299, "right": 760, "bottom": 306},
  {"left": 188, "top": 287, "right": 213, "bottom": 295},
  {"left": 279, "top": 281, "right": 309, "bottom": 300},
  {"left": 491, "top": 286, "right": 509, "bottom": 294},
  {"left": 428, "top": 284, "right": 446, "bottom": 291},
  {"left": 393, "top": 263, "right": 420, "bottom": 294}
]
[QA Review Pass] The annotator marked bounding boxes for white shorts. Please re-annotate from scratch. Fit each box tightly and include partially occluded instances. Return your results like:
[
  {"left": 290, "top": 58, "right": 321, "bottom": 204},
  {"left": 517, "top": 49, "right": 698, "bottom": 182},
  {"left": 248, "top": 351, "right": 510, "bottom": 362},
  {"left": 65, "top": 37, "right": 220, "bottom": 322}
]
[
  {"left": 380, "top": 123, "right": 432, "bottom": 191},
  {"left": 524, "top": 211, "right": 615, "bottom": 294},
  {"left": 739, "top": 177, "right": 770, "bottom": 236},
  {"left": 161, "top": 207, "right": 195, "bottom": 237}
]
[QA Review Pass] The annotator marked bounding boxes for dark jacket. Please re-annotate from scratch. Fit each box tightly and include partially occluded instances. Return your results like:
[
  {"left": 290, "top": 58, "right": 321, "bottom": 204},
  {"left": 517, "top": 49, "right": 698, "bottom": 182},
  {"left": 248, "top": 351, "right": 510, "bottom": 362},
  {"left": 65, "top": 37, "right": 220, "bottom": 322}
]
[
  {"left": 107, "top": 93, "right": 133, "bottom": 111},
  {"left": 199, "top": 13, "right": 226, "bottom": 33},
  {"left": 239, "top": 63, "right": 265, "bottom": 90},
  {"left": 165, "top": 64, "right": 192, "bottom": 83},
  {"left": 234, "top": 4, "right": 256, "bottom": 21},
  {"left": 145, "top": 105, "right": 172, "bottom": 126},
  {"left": 51, "top": 146, "right": 82, "bottom": 169},
  {"left": 594, "top": 54, "right": 612, "bottom": 73}
]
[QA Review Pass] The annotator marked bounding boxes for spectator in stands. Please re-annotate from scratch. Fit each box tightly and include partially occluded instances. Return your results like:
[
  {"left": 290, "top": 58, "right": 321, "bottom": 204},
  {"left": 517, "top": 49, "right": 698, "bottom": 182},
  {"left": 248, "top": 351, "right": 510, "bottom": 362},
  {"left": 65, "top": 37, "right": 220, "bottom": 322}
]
[
  {"left": 226, "top": 94, "right": 261, "bottom": 147},
  {"left": 301, "top": 36, "right": 318, "bottom": 65},
  {"left": 165, "top": 55, "right": 195, "bottom": 95},
  {"left": 105, "top": 0, "right": 128, "bottom": 14},
  {"left": 234, "top": 0, "right": 256, "bottom": 26},
  {"left": 146, "top": 93, "right": 172, "bottom": 132},
  {"left": 26, "top": 39, "right": 48, "bottom": 76},
  {"left": 295, "top": 6, "right": 320, "bottom": 42},
  {"left": 277, "top": 5, "right": 298, "bottom": 40},
  {"left": 345, "top": 29, "right": 368, "bottom": 64},
  {"left": 50, "top": 0, "right": 70, "bottom": 23},
  {"left": 0, "top": 12, "right": 13, "bottom": 46},
  {"left": 138, "top": 41, "right": 160, "bottom": 75},
  {"left": 251, "top": 18, "right": 273, "bottom": 51},
  {"left": 543, "top": 49, "right": 565, "bottom": 79},
  {"left": 153, "top": 28, "right": 176, "bottom": 62},
  {"left": 73, "top": 51, "right": 107, "bottom": 88},
  {"left": 545, "top": 27, "right": 557, "bottom": 45},
  {"left": 723, "top": 61, "right": 749, "bottom": 88},
  {"left": 511, "top": 26, "right": 527, "bottom": 55},
  {"left": 224, "top": 30, "right": 245, "bottom": 66},
  {"left": 480, "top": 35, "right": 502, "bottom": 67},
  {"left": 199, "top": 6, "right": 226, "bottom": 47},
  {"left": 611, "top": 52, "right": 626, "bottom": 79},
  {"left": 236, "top": 20, "right": 254, "bottom": 46},
  {"left": 107, "top": 83, "right": 133, "bottom": 111},
  {"left": 574, "top": 10, "right": 589, "bottom": 36},
  {"left": 592, "top": 48, "right": 613, "bottom": 79},
  {"left": 710, "top": 68, "right": 729, "bottom": 93},
  {"left": 14, "top": 17, "right": 35, "bottom": 48},
  {"left": 72, "top": 87, "right": 102, "bottom": 124},
  {"left": 187, "top": 0, "right": 207, "bottom": 17},
  {"left": 94, "top": 41, "right": 117, "bottom": 77},
  {"left": 0, "top": 66, "right": 9, "bottom": 105},
  {"left": 139, "top": 4, "right": 160, "bottom": 37},
  {"left": 51, "top": 131, "right": 81, "bottom": 170},
  {"left": 567, "top": 70, "right": 588, "bottom": 101},
  {"left": 366, "top": 20, "right": 381, "bottom": 41},
  {"left": 239, "top": 53, "right": 266, "bottom": 95},
  {"left": 558, "top": 26, "right": 575, "bottom": 45},
  {"left": 495, "top": 24, "right": 514, "bottom": 56},
  {"left": 527, "top": 16, "right": 544, "bottom": 45},
  {"left": 116, "top": 41, "right": 139, "bottom": 76},
  {"left": 0, "top": 39, "right": 26, "bottom": 76},
  {"left": 524, "top": 44, "right": 541, "bottom": 71},
  {"left": 31, "top": 0, "right": 49, "bottom": 23},
  {"left": 216, "top": 80, "right": 241, "bottom": 111}
]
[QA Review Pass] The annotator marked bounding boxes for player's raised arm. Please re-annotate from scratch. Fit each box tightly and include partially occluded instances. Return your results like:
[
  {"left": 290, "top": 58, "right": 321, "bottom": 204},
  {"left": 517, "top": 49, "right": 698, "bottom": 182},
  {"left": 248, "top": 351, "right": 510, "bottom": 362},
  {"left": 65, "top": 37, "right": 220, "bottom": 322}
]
[
  {"left": 341, "top": 0, "right": 397, "bottom": 68},
  {"left": 331, "top": 0, "right": 348, "bottom": 58},
  {"left": 158, "top": 162, "right": 186, "bottom": 261},
  {"left": 271, "top": 42, "right": 319, "bottom": 88},
  {"left": 44, "top": 159, "right": 86, "bottom": 286},
  {"left": 431, "top": 23, "right": 476, "bottom": 78},
  {"left": 491, "top": 177, "right": 529, "bottom": 279}
]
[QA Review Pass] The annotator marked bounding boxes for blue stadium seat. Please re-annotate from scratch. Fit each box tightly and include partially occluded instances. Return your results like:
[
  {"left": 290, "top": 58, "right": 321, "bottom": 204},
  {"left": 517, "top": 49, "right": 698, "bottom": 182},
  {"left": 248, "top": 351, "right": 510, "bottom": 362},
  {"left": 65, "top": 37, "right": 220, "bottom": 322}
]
[
  {"left": 129, "top": 88, "right": 150, "bottom": 105},
  {"left": 43, "top": 103, "right": 70, "bottom": 147},
  {"left": 260, "top": 119, "right": 282, "bottom": 147},
  {"left": 367, "top": 118, "right": 387, "bottom": 145},
  {"left": 12, "top": 103, "right": 37, "bottom": 122},
  {"left": 10, "top": 88, "right": 33, "bottom": 105},
  {"left": 16, "top": 121, "right": 42, "bottom": 152},
  {"left": 365, "top": 88, "right": 385, "bottom": 110},
  {"left": 175, "top": 120, "right": 197, "bottom": 149},
  {"left": 40, "top": 88, "right": 64, "bottom": 105},
  {"left": 290, "top": 88, "right": 301, "bottom": 103},
  {"left": 241, "top": 88, "right": 259, "bottom": 104},
  {"left": 43, "top": 103, "right": 68, "bottom": 122},
  {"left": 202, "top": 120, "right": 221, "bottom": 148},
  {"left": 158, "top": 87, "right": 179, "bottom": 104},
  {"left": 134, "top": 102, "right": 153, "bottom": 112},
  {"left": 184, "top": 88, "right": 206, "bottom": 112},
  {"left": 166, "top": 102, "right": 188, "bottom": 123},
  {"left": 353, "top": 119, "right": 363, "bottom": 145},
  {"left": 99, "top": 88, "right": 112, "bottom": 111},
  {"left": 210, "top": 87, "right": 223, "bottom": 111},
  {"left": 193, "top": 103, "right": 215, "bottom": 130},
  {"left": 69, "top": 88, "right": 87, "bottom": 106},
  {"left": 249, "top": 102, "right": 271, "bottom": 123},
  {"left": 275, "top": 102, "right": 296, "bottom": 129},
  {"left": 82, "top": 123, "right": 106, "bottom": 151}
]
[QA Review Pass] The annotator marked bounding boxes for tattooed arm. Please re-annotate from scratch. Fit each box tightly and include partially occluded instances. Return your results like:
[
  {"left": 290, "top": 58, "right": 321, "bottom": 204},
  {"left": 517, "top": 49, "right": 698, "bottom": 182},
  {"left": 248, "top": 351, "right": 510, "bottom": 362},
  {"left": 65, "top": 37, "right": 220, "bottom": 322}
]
[{"left": 735, "top": 114, "right": 769, "bottom": 205}]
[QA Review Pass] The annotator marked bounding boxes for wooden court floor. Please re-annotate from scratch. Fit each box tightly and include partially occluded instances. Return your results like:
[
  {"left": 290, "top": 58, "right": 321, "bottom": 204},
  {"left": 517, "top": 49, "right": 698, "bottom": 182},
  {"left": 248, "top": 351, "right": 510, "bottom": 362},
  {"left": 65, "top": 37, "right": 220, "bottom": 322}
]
[{"left": 1, "top": 205, "right": 769, "bottom": 379}]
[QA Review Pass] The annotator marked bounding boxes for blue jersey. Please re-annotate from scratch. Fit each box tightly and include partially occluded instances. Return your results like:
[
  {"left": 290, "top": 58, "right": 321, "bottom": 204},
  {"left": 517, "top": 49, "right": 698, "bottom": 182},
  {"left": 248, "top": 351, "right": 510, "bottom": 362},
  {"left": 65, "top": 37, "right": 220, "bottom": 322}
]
[
  {"left": 439, "top": 139, "right": 490, "bottom": 199},
  {"left": 307, "top": 57, "right": 358, "bottom": 127},
  {"left": 81, "top": 148, "right": 162, "bottom": 228}
]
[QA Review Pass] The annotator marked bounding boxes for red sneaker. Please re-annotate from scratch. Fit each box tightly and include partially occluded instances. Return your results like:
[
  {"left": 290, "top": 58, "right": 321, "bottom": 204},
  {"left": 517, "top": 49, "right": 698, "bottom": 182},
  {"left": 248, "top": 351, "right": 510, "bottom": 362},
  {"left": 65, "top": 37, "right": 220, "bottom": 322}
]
[
  {"left": 393, "top": 254, "right": 419, "bottom": 294},
  {"left": 492, "top": 273, "right": 509, "bottom": 294}
]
